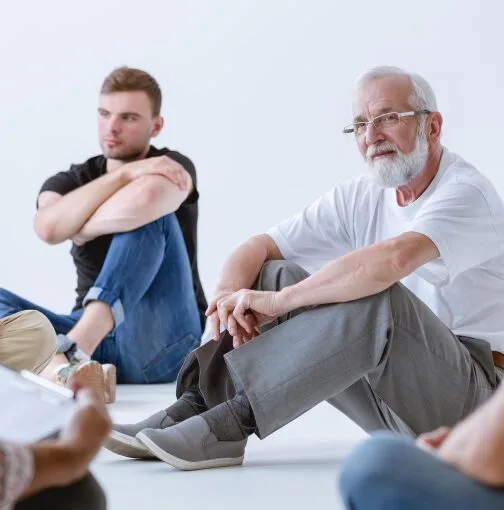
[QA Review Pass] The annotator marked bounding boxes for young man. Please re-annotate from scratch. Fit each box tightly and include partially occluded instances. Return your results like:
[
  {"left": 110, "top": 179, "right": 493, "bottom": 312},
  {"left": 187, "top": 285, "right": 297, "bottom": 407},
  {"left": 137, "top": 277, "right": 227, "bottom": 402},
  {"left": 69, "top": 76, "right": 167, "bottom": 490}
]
[
  {"left": 0, "top": 67, "right": 206, "bottom": 402},
  {"left": 106, "top": 66, "right": 504, "bottom": 469}
]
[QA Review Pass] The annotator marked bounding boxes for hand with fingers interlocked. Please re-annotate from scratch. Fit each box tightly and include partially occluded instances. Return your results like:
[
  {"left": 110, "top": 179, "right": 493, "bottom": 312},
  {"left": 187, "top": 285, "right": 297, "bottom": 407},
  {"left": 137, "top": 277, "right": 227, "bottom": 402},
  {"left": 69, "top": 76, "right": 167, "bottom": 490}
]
[{"left": 206, "top": 289, "right": 284, "bottom": 349}]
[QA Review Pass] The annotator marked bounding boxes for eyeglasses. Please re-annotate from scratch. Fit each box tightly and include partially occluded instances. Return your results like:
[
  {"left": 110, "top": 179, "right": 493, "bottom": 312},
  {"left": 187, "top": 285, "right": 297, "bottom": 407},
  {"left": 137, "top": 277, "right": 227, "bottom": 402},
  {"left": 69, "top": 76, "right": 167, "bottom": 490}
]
[{"left": 343, "top": 109, "right": 431, "bottom": 135}]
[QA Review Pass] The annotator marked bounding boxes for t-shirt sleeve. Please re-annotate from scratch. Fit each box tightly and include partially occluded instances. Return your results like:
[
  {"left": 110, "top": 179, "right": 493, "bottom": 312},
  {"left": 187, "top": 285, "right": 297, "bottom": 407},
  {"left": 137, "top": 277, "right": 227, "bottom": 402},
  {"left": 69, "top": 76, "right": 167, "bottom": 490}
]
[
  {"left": 37, "top": 165, "right": 83, "bottom": 207},
  {"left": 267, "top": 186, "right": 354, "bottom": 265},
  {"left": 169, "top": 152, "right": 199, "bottom": 205},
  {"left": 410, "top": 183, "right": 504, "bottom": 280}
]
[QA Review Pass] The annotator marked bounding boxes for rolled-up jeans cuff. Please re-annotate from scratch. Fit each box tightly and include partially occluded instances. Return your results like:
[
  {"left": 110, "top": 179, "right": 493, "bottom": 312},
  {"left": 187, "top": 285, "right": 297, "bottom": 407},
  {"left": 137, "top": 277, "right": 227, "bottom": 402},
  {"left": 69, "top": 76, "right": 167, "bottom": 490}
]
[{"left": 83, "top": 286, "right": 125, "bottom": 327}]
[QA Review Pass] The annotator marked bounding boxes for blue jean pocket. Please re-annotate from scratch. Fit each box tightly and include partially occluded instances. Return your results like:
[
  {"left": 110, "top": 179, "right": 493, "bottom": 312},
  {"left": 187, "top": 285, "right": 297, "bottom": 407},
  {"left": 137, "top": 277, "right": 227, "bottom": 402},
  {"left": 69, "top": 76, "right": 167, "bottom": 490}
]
[{"left": 142, "top": 333, "right": 200, "bottom": 384}]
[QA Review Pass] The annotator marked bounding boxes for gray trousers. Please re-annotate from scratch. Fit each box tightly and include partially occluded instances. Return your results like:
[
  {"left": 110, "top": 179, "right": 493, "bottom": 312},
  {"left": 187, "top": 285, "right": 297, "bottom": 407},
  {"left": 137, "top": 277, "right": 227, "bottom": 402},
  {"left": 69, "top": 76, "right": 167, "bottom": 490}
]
[{"left": 177, "top": 261, "right": 502, "bottom": 439}]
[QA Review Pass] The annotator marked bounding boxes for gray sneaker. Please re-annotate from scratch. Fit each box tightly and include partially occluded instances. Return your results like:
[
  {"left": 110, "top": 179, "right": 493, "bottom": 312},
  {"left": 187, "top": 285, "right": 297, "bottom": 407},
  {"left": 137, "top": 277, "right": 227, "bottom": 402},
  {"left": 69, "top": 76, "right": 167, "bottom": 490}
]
[
  {"left": 136, "top": 415, "right": 247, "bottom": 471},
  {"left": 104, "top": 410, "right": 176, "bottom": 459}
]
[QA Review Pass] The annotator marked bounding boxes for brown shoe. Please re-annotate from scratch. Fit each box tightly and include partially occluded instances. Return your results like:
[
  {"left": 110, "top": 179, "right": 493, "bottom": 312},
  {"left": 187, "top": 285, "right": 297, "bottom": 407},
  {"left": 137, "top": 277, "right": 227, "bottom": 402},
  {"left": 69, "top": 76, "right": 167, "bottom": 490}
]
[{"left": 54, "top": 360, "right": 116, "bottom": 403}]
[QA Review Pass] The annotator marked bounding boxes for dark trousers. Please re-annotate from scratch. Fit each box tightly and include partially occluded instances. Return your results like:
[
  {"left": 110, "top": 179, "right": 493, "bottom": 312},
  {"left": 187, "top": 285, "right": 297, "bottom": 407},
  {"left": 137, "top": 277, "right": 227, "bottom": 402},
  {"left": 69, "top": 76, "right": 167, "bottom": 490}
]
[{"left": 15, "top": 473, "right": 106, "bottom": 510}]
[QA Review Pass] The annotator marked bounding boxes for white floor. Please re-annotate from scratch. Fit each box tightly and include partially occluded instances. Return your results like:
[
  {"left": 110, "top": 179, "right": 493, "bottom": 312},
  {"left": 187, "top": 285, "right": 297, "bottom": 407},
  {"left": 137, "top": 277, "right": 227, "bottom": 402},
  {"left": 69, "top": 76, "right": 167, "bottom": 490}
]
[{"left": 92, "top": 384, "right": 368, "bottom": 510}]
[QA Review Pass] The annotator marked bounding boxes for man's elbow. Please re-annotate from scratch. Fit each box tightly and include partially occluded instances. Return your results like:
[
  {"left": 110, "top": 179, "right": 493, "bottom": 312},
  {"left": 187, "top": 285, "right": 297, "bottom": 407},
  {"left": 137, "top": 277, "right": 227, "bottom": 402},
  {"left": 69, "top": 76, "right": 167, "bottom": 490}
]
[
  {"left": 387, "top": 242, "right": 412, "bottom": 276},
  {"left": 245, "top": 234, "right": 284, "bottom": 261},
  {"left": 33, "top": 216, "right": 61, "bottom": 245}
]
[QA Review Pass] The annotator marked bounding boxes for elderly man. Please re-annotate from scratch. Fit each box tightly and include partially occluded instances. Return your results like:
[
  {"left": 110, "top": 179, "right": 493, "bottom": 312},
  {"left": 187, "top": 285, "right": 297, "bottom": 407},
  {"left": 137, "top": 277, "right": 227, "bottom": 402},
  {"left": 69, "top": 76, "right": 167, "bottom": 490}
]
[{"left": 106, "top": 65, "right": 504, "bottom": 471}]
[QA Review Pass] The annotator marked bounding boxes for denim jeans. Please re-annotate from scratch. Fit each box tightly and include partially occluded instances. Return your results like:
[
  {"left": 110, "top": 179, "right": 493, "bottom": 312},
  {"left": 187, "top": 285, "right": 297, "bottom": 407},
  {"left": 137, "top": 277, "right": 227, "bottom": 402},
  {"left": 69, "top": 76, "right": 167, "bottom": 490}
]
[
  {"left": 0, "top": 214, "right": 202, "bottom": 383},
  {"left": 339, "top": 432, "right": 504, "bottom": 510}
]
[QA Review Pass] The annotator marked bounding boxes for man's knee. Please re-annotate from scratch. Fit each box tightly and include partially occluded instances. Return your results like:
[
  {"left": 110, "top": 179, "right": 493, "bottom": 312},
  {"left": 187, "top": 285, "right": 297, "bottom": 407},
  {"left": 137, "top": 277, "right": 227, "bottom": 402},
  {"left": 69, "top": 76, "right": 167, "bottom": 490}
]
[
  {"left": 254, "top": 260, "right": 310, "bottom": 291},
  {"left": 18, "top": 310, "right": 57, "bottom": 350},
  {"left": 116, "top": 212, "right": 178, "bottom": 238},
  {"left": 28, "top": 311, "right": 57, "bottom": 367},
  {"left": 0, "top": 287, "right": 13, "bottom": 299},
  {"left": 0, "top": 310, "right": 57, "bottom": 373},
  {"left": 339, "top": 432, "right": 415, "bottom": 503}
]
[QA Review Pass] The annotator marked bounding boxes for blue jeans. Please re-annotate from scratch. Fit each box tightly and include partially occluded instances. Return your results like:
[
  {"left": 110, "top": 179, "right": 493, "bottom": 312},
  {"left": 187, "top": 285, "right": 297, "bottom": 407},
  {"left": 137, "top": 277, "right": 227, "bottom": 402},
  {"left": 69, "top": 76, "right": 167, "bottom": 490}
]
[
  {"left": 339, "top": 432, "right": 504, "bottom": 510},
  {"left": 0, "top": 214, "right": 201, "bottom": 383}
]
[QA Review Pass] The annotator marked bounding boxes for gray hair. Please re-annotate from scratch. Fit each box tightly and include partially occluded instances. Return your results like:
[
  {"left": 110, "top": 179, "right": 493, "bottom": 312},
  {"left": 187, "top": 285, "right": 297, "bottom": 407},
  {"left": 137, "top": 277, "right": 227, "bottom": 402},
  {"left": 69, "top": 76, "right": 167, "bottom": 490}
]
[{"left": 355, "top": 66, "right": 438, "bottom": 111}]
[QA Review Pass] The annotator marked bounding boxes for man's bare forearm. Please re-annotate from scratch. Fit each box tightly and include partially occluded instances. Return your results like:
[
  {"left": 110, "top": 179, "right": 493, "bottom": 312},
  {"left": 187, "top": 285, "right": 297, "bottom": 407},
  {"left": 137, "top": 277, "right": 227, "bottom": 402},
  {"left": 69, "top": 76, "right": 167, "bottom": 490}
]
[
  {"left": 74, "top": 175, "right": 188, "bottom": 243},
  {"left": 215, "top": 234, "right": 284, "bottom": 293},
  {"left": 34, "top": 169, "right": 131, "bottom": 244},
  {"left": 279, "top": 232, "right": 439, "bottom": 311},
  {"left": 279, "top": 242, "right": 396, "bottom": 310}
]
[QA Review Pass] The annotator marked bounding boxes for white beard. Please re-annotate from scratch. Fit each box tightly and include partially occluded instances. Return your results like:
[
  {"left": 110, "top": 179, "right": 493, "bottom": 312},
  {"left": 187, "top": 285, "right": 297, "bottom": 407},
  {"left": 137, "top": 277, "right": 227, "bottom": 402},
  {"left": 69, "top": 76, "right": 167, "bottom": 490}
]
[{"left": 367, "top": 134, "right": 429, "bottom": 188}]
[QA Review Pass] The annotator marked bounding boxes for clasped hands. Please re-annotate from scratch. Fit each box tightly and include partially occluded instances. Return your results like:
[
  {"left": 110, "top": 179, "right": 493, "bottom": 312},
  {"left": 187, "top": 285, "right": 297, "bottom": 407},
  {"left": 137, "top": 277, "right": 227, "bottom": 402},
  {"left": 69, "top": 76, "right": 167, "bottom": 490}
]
[{"left": 205, "top": 289, "right": 287, "bottom": 349}]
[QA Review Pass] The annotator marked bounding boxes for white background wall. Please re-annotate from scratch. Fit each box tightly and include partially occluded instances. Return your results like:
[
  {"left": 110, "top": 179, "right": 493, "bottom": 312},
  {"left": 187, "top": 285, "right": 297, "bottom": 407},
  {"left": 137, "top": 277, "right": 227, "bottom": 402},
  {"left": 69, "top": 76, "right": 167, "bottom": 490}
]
[{"left": 0, "top": 0, "right": 503, "bottom": 312}]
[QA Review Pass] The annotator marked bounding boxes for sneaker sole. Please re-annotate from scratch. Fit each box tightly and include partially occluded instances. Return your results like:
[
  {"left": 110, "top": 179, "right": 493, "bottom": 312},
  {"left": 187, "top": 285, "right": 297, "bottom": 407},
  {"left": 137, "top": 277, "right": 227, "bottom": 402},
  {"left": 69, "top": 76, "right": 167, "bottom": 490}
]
[
  {"left": 136, "top": 432, "right": 244, "bottom": 471},
  {"left": 68, "top": 361, "right": 106, "bottom": 399},
  {"left": 104, "top": 431, "right": 156, "bottom": 459},
  {"left": 103, "top": 364, "right": 117, "bottom": 404}
]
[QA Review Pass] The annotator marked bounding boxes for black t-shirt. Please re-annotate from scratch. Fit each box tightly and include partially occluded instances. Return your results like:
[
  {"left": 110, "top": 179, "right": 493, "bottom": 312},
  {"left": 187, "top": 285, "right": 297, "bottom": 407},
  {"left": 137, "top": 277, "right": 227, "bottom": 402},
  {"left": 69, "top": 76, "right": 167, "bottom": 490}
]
[{"left": 39, "top": 146, "right": 207, "bottom": 327}]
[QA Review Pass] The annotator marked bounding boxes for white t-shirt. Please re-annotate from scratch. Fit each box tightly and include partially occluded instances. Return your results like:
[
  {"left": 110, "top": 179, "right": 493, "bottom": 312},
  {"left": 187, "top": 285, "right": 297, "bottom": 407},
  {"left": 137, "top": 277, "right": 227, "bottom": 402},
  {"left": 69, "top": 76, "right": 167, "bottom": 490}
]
[{"left": 268, "top": 148, "right": 504, "bottom": 352}]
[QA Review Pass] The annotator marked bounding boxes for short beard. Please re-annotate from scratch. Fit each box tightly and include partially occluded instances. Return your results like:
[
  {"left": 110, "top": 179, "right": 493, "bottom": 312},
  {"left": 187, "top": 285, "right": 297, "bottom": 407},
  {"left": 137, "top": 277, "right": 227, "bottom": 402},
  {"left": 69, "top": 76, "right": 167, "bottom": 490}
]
[
  {"left": 367, "top": 132, "right": 429, "bottom": 188},
  {"left": 100, "top": 143, "right": 149, "bottom": 163}
]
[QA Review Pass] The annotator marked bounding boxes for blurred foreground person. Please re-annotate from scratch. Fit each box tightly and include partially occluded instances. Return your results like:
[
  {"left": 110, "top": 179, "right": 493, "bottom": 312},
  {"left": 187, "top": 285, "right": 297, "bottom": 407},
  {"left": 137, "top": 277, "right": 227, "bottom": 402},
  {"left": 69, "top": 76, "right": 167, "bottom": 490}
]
[
  {"left": 339, "top": 382, "right": 504, "bottom": 509},
  {"left": 1, "top": 384, "right": 111, "bottom": 510}
]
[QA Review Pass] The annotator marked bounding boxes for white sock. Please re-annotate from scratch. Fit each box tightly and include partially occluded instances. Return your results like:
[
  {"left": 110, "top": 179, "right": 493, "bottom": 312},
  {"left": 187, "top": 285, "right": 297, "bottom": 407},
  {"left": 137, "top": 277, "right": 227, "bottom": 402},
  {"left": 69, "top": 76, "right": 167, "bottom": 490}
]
[{"left": 73, "top": 348, "right": 91, "bottom": 362}]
